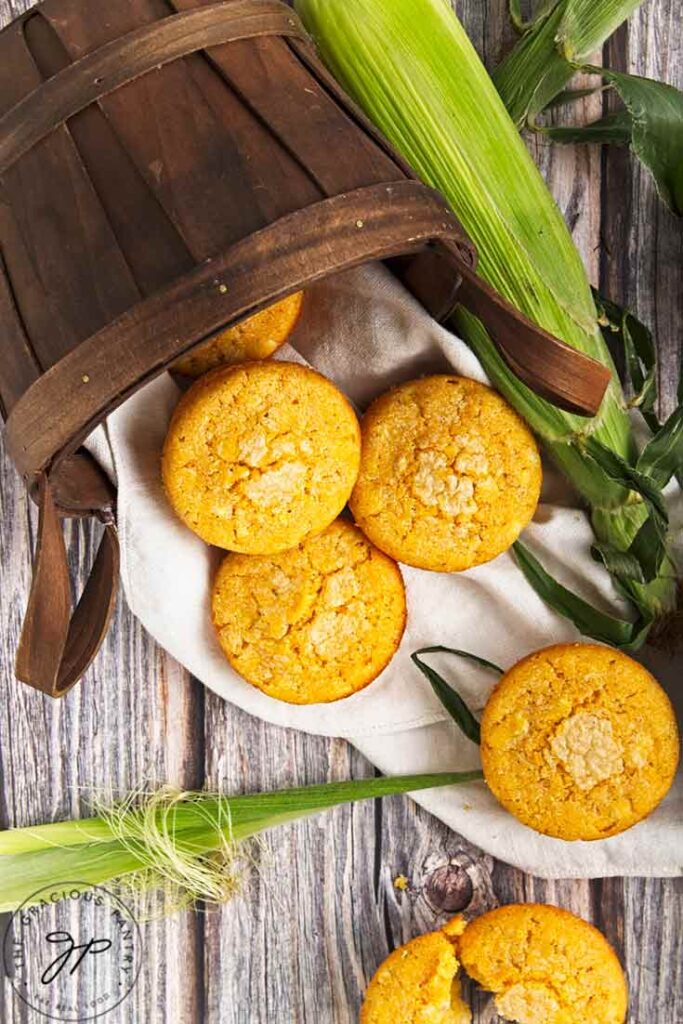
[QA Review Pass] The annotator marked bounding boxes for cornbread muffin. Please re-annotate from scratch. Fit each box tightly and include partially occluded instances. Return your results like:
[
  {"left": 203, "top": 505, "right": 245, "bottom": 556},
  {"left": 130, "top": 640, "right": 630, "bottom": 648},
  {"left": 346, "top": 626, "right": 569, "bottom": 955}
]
[
  {"left": 212, "top": 519, "right": 406, "bottom": 703},
  {"left": 480, "top": 643, "right": 679, "bottom": 840},
  {"left": 349, "top": 376, "right": 541, "bottom": 572},
  {"left": 456, "top": 904, "right": 628, "bottom": 1024},
  {"left": 174, "top": 292, "right": 303, "bottom": 377},
  {"left": 162, "top": 361, "right": 360, "bottom": 553},
  {"left": 361, "top": 916, "right": 471, "bottom": 1024}
]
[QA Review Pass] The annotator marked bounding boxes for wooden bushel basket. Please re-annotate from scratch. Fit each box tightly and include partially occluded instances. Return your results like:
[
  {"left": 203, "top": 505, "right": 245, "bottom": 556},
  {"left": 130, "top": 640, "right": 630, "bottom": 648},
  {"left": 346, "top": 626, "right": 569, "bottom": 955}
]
[{"left": 0, "top": 0, "right": 610, "bottom": 697}]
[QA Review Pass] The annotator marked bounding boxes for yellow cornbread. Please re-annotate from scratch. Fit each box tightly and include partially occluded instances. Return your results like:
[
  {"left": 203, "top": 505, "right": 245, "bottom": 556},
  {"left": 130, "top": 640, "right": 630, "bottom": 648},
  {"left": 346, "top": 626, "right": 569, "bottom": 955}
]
[
  {"left": 211, "top": 519, "right": 406, "bottom": 703},
  {"left": 349, "top": 376, "right": 541, "bottom": 572},
  {"left": 456, "top": 904, "right": 628, "bottom": 1024},
  {"left": 361, "top": 916, "right": 471, "bottom": 1024},
  {"left": 480, "top": 643, "right": 679, "bottom": 840},
  {"left": 174, "top": 292, "right": 303, "bottom": 377},
  {"left": 162, "top": 361, "right": 361, "bottom": 553}
]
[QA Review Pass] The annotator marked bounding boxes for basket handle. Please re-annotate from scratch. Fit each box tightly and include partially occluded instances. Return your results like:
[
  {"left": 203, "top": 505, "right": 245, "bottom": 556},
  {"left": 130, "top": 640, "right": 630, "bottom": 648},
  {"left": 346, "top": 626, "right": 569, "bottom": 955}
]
[
  {"left": 438, "top": 243, "right": 612, "bottom": 417},
  {"left": 15, "top": 471, "right": 119, "bottom": 698}
]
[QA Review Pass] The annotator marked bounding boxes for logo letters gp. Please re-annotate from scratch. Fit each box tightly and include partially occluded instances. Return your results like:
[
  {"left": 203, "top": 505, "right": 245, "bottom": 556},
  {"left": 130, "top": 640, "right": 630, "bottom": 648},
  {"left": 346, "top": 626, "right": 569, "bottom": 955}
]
[{"left": 40, "top": 932, "right": 113, "bottom": 985}]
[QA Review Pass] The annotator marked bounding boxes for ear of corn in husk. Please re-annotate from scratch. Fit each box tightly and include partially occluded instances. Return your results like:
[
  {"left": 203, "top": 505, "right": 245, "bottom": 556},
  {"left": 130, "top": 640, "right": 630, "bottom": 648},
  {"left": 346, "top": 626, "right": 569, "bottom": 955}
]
[
  {"left": 0, "top": 773, "right": 482, "bottom": 913},
  {"left": 295, "top": 0, "right": 680, "bottom": 643}
]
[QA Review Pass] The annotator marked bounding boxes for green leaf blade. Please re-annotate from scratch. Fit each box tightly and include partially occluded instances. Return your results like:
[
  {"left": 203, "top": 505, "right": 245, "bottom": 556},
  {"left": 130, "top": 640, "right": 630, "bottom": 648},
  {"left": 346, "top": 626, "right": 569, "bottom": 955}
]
[
  {"left": 494, "top": 0, "right": 643, "bottom": 125},
  {"left": 597, "top": 68, "right": 683, "bottom": 216},
  {"left": 513, "top": 541, "right": 651, "bottom": 648},
  {"left": 557, "top": 0, "right": 643, "bottom": 63},
  {"left": 637, "top": 405, "right": 683, "bottom": 489},
  {"left": 411, "top": 646, "right": 503, "bottom": 744},
  {"left": 539, "top": 109, "right": 632, "bottom": 144},
  {"left": 582, "top": 437, "right": 669, "bottom": 521}
]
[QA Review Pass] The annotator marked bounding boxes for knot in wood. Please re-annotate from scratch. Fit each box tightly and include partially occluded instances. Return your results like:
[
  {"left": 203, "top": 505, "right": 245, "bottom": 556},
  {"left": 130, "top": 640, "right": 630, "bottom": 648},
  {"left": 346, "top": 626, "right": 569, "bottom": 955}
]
[{"left": 423, "top": 861, "right": 473, "bottom": 914}]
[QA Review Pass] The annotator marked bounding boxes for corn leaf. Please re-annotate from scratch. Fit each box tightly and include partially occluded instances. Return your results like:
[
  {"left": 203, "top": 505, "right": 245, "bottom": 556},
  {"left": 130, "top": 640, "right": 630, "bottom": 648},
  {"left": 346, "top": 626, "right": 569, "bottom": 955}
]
[
  {"left": 539, "top": 108, "right": 632, "bottom": 144},
  {"left": 494, "top": 0, "right": 643, "bottom": 125},
  {"left": 545, "top": 86, "right": 602, "bottom": 109},
  {"left": 582, "top": 437, "right": 668, "bottom": 520},
  {"left": 494, "top": 2, "right": 573, "bottom": 126},
  {"left": 594, "top": 291, "right": 660, "bottom": 433},
  {"left": 581, "top": 437, "right": 669, "bottom": 582},
  {"left": 509, "top": 0, "right": 560, "bottom": 34},
  {"left": 513, "top": 541, "right": 652, "bottom": 647},
  {"left": 557, "top": 0, "right": 643, "bottom": 62},
  {"left": 599, "top": 68, "right": 683, "bottom": 216},
  {"left": 628, "top": 514, "right": 669, "bottom": 583},
  {"left": 637, "top": 406, "right": 683, "bottom": 489},
  {"left": 543, "top": 68, "right": 683, "bottom": 216},
  {"left": 411, "top": 646, "right": 502, "bottom": 744},
  {"left": 497, "top": 0, "right": 683, "bottom": 217},
  {"left": 591, "top": 541, "right": 645, "bottom": 583}
]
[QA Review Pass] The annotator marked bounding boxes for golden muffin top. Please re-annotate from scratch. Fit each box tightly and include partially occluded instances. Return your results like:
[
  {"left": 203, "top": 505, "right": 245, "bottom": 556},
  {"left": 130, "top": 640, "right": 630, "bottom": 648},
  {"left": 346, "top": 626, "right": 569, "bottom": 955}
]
[
  {"left": 480, "top": 643, "right": 679, "bottom": 840},
  {"left": 212, "top": 518, "right": 406, "bottom": 704},
  {"left": 162, "top": 360, "right": 360, "bottom": 554},
  {"left": 174, "top": 292, "right": 303, "bottom": 377},
  {"left": 456, "top": 903, "right": 628, "bottom": 1024},
  {"left": 349, "top": 375, "right": 541, "bottom": 572}
]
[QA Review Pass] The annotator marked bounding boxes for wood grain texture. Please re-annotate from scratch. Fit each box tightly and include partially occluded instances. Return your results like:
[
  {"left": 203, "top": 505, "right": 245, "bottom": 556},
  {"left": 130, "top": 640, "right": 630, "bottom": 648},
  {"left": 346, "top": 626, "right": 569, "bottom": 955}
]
[{"left": 0, "top": 0, "right": 681, "bottom": 1022}]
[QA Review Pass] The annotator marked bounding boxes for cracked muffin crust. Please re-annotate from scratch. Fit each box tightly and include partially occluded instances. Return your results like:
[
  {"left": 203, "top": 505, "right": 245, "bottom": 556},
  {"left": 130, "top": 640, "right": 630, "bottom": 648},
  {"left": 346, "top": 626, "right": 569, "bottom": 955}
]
[
  {"left": 173, "top": 292, "right": 303, "bottom": 377},
  {"left": 162, "top": 361, "right": 361, "bottom": 553},
  {"left": 349, "top": 376, "right": 541, "bottom": 572},
  {"left": 361, "top": 916, "right": 471, "bottom": 1024},
  {"left": 455, "top": 904, "right": 628, "bottom": 1024},
  {"left": 211, "top": 518, "right": 406, "bottom": 703},
  {"left": 480, "top": 643, "right": 679, "bottom": 840}
]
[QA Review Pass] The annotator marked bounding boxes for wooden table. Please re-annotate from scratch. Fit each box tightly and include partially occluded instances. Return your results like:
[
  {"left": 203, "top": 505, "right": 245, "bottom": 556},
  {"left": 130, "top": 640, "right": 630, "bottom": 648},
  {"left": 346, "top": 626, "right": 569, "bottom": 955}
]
[{"left": 0, "top": 0, "right": 681, "bottom": 1020}]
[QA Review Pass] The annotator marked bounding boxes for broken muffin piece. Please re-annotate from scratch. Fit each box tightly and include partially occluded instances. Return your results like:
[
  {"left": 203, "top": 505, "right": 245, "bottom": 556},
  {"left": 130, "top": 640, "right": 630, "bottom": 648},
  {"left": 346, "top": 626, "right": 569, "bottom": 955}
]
[
  {"left": 361, "top": 916, "right": 471, "bottom": 1024},
  {"left": 455, "top": 903, "right": 628, "bottom": 1024}
]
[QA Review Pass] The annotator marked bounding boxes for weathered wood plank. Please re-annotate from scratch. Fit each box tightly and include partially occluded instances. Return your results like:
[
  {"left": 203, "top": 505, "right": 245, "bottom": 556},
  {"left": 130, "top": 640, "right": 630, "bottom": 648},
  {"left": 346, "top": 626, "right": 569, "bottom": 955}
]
[
  {"left": 601, "top": 6, "right": 683, "bottom": 1021},
  {"left": 602, "top": 6, "right": 683, "bottom": 414},
  {"left": 202, "top": 696, "right": 500, "bottom": 1024},
  {"left": 0, "top": 435, "right": 205, "bottom": 1023}
]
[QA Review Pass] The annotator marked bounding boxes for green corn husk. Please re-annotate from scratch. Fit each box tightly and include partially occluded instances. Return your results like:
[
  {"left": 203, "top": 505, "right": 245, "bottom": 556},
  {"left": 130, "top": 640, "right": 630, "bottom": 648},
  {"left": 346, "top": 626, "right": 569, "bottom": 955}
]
[
  {"left": 0, "top": 773, "right": 482, "bottom": 912},
  {"left": 295, "top": 0, "right": 680, "bottom": 636},
  {"left": 496, "top": 2, "right": 683, "bottom": 216},
  {"left": 494, "top": 0, "right": 644, "bottom": 126}
]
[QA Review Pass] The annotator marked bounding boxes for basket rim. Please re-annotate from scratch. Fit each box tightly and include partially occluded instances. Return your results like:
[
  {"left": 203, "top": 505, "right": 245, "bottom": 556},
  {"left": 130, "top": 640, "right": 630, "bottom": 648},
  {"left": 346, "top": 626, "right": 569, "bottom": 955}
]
[{"left": 4, "top": 181, "right": 473, "bottom": 486}]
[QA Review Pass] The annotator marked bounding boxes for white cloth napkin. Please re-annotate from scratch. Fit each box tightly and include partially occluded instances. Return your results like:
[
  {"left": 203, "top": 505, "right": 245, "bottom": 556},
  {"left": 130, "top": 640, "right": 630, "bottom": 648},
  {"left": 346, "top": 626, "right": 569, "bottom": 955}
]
[{"left": 86, "top": 265, "right": 682, "bottom": 879}]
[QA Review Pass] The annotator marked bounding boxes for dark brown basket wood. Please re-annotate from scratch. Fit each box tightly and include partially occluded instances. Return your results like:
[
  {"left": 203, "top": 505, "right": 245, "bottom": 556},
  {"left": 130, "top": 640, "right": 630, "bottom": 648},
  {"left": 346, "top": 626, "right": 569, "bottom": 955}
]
[{"left": 0, "top": 0, "right": 610, "bottom": 697}]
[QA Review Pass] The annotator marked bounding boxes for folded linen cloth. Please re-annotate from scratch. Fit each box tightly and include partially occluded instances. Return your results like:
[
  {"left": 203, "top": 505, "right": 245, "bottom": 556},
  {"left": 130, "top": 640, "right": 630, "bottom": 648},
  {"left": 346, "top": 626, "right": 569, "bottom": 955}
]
[{"left": 86, "top": 264, "right": 682, "bottom": 878}]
